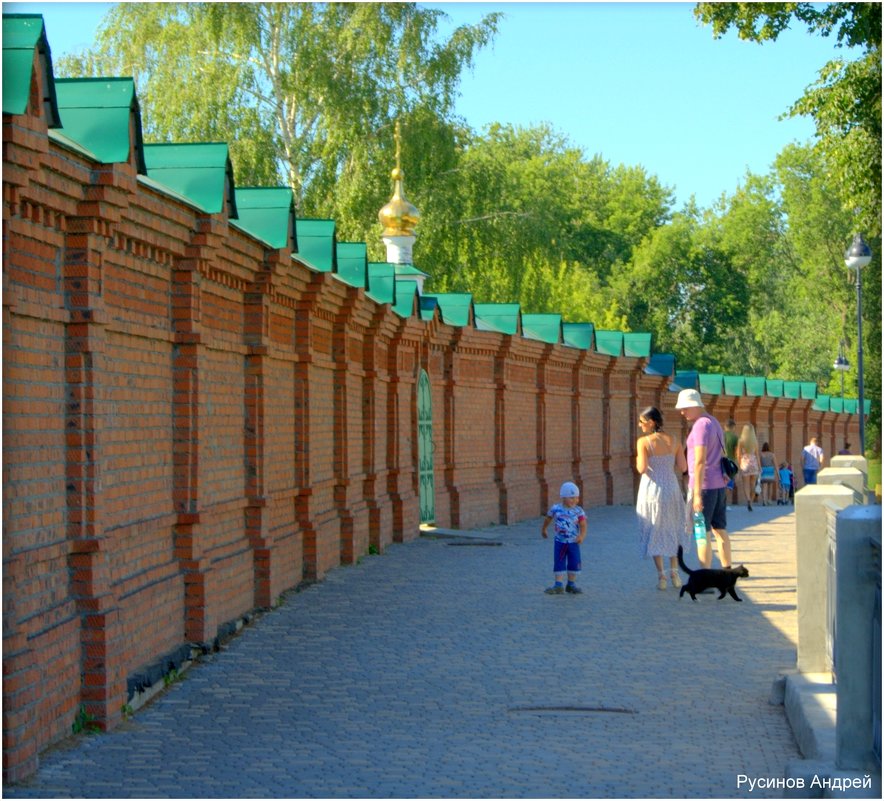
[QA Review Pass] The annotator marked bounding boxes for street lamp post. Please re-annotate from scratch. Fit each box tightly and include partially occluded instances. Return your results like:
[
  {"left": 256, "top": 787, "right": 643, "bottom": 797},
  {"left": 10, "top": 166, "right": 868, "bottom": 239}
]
[
  {"left": 844, "top": 233, "right": 872, "bottom": 456},
  {"left": 833, "top": 341, "right": 849, "bottom": 403}
]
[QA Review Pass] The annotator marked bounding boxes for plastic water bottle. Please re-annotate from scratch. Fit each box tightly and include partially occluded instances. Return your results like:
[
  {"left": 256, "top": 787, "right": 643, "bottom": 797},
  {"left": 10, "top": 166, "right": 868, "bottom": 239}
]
[{"left": 692, "top": 511, "right": 707, "bottom": 543}]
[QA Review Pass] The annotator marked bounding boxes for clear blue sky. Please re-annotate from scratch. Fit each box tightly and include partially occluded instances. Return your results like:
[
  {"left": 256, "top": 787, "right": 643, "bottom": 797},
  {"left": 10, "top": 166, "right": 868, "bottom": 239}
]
[{"left": 6, "top": 1, "right": 852, "bottom": 209}]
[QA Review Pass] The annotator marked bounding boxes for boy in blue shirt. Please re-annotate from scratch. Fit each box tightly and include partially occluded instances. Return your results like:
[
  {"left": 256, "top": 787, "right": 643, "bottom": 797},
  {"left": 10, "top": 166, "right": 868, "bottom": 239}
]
[
  {"left": 541, "top": 481, "right": 587, "bottom": 594},
  {"left": 777, "top": 463, "right": 792, "bottom": 505}
]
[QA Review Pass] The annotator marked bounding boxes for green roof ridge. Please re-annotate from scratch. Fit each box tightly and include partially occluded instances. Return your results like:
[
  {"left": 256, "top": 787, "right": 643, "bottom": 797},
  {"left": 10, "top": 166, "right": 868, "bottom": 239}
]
[
  {"left": 143, "top": 142, "right": 236, "bottom": 216},
  {"left": 474, "top": 303, "right": 521, "bottom": 336},
  {"left": 233, "top": 187, "right": 295, "bottom": 250},
  {"left": 595, "top": 330, "right": 624, "bottom": 356}
]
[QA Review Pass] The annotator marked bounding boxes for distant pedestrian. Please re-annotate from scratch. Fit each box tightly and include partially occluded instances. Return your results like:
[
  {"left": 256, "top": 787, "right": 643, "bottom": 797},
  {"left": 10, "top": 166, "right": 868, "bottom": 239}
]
[
  {"left": 838, "top": 442, "right": 852, "bottom": 455},
  {"left": 541, "top": 481, "right": 587, "bottom": 595},
  {"left": 801, "top": 437, "right": 825, "bottom": 485},
  {"left": 787, "top": 463, "right": 796, "bottom": 502},
  {"left": 759, "top": 443, "right": 779, "bottom": 506},
  {"left": 724, "top": 418, "right": 740, "bottom": 506},
  {"left": 736, "top": 424, "right": 760, "bottom": 511},
  {"left": 635, "top": 406, "right": 689, "bottom": 590},
  {"left": 777, "top": 463, "right": 792, "bottom": 505},
  {"left": 675, "top": 389, "right": 732, "bottom": 569}
]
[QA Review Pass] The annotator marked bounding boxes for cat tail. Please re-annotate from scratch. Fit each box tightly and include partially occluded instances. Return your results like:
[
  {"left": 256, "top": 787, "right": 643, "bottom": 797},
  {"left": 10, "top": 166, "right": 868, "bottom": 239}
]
[{"left": 676, "top": 545, "right": 693, "bottom": 575}]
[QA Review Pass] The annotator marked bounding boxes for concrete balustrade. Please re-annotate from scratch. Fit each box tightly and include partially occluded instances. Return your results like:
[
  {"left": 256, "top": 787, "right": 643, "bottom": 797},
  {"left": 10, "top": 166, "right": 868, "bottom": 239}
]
[
  {"left": 795, "top": 484, "right": 856, "bottom": 673},
  {"left": 817, "top": 466, "right": 867, "bottom": 500},
  {"left": 835, "top": 505, "right": 882, "bottom": 772},
  {"left": 829, "top": 454, "right": 869, "bottom": 476}
]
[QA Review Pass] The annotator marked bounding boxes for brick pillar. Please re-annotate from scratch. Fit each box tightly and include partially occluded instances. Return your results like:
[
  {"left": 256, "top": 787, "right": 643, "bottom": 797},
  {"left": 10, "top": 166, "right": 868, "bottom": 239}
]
[
  {"left": 601, "top": 358, "right": 615, "bottom": 505},
  {"left": 362, "top": 305, "right": 393, "bottom": 552},
  {"left": 332, "top": 288, "right": 371, "bottom": 564},
  {"left": 535, "top": 345, "right": 552, "bottom": 512},
  {"left": 571, "top": 350, "right": 589, "bottom": 496},
  {"left": 171, "top": 216, "right": 224, "bottom": 643},
  {"left": 243, "top": 255, "right": 277, "bottom": 608},
  {"left": 441, "top": 327, "right": 462, "bottom": 528},
  {"left": 293, "top": 273, "right": 321, "bottom": 579},
  {"left": 65, "top": 165, "right": 137, "bottom": 733},
  {"left": 493, "top": 338, "right": 513, "bottom": 523},
  {"left": 3, "top": 106, "right": 57, "bottom": 784}
]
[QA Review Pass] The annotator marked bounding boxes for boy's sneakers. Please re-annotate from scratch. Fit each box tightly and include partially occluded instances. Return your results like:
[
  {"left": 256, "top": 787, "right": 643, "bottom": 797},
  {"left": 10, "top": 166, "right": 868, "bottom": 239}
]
[{"left": 544, "top": 581, "right": 583, "bottom": 594}]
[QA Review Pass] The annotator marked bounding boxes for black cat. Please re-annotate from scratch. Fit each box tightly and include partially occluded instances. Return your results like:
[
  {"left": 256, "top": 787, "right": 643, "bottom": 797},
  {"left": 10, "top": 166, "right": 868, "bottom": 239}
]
[{"left": 676, "top": 546, "right": 749, "bottom": 602}]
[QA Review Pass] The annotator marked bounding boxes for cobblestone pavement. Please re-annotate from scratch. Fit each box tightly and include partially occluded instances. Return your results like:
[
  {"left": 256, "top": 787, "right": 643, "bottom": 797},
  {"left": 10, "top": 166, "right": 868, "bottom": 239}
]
[{"left": 5, "top": 503, "right": 802, "bottom": 799}]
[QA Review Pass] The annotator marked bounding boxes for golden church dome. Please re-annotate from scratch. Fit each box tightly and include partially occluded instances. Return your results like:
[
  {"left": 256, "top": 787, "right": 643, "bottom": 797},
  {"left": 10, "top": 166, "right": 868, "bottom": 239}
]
[{"left": 378, "top": 122, "right": 420, "bottom": 237}]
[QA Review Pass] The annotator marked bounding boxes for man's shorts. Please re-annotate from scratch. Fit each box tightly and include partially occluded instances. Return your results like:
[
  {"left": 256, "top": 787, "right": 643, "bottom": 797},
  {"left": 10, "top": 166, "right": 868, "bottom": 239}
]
[
  {"left": 687, "top": 487, "right": 728, "bottom": 532},
  {"left": 553, "top": 541, "right": 581, "bottom": 574}
]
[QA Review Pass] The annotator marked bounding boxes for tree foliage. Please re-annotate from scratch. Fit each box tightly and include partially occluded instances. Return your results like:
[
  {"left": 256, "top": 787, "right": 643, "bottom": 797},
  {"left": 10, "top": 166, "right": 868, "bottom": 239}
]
[
  {"left": 56, "top": 2, "right": 880, "bottom": 450},
  {"left": 694, "top": 1, "right": 881, "bottom": 450},
  {"left": 58, "top": 2, "right": 501, "bottom": 210},
  {"left": 694, "top": 1, "right": 881, "bottom": 235}
]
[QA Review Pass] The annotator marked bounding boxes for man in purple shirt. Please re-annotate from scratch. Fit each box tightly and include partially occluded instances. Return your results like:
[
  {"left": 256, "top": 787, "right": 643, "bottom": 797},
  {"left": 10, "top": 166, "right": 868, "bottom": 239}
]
[{"left": 675, "top": 388, "right": 731, "bottom": 569}]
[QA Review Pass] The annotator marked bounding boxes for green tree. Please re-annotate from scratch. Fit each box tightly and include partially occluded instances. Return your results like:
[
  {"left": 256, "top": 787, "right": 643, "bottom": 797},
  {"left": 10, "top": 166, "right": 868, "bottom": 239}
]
[
  {"left": 611, "top": 212, "right": 749, "bottom": 370},
  {"left": 58, "top": 2, "right": 500, "bottom": 215},
  {"left": 695, "top": 1, "right": 881, "bottom": 452},
  {"left": 416, "top": 122, "right": 673, "bottom": 321},
  {"left": 694, "top": 1, "right": 881, "bottom": 236}
]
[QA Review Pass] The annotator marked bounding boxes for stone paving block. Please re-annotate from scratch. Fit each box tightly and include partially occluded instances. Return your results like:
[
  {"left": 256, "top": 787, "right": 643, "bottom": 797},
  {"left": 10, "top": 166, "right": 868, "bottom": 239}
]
[{"left": 4, "top": 504, "right": 806, "bottom": 799}]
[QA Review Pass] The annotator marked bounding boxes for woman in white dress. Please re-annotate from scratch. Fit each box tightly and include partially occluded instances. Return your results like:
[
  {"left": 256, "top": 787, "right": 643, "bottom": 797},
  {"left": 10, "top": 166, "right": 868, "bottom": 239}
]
[{"left": 635, "top": 406, "right": 689, "bottom": 590}]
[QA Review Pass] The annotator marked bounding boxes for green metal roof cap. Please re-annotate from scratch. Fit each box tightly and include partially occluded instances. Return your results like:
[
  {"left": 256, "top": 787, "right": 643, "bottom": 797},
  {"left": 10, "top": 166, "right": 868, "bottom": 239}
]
[
  {"left": 645, "top": 352, "right": 675, "bottom": 378},
  {"left": 562, "top": 322, "right": 594, "bottom": 350},
  {"left": 671, "top": 371, "right": 699, "bottom": 391},
  {"left": 744, "top": 376, "right": 766, "bottom": 397},
  {"left": 521, "top": 313, "right": 562, "bottom": 344},
  {"left": 233, "top": 187, "right": 295, "bottom": 251},
  {"left": 698, "top": 373, "right": 723, "bottom": 395},
  {"left": 294, "top": 218, "right": 336, "bottom": 273},
  {"left": 765, "top": 379, "right": 784, "bottom": 398},
  {"left": 392, "top": 278, "right": 420, "bottom": 318},
  {"left": 783, "top": 381, "right": 802, "bottom": 399},
  {"left": 335, "top": 242, "right": 368, "bottom": 288},
  {"left": 393, "top": 263, "right": 429, "bottom": 279},
  {"left": 54, "top": 78, "right": 146, "bottom": 169},
  {"left": 829, "top": 397, "right": 844, "bottom": 414},
  {"left": 800, "top": 382, "right": 818, "bottom": 400},
  {"left": 422, "top": 293, "right": 472, "bottom": 327},
  {"left": 595, "top": 330, "right": 623, "bottom": 357},
  {"left": 3, "top": 14, "right": 60, "bottom": 125},
  {"left": 419, "top": 294, "right": 440, "bottom": 321},
  {"left": 723, "top": 376, "right": 745, "bottom": 396},
  {"left": 843, "top": 398, "right": 858, "bottom": 414},
  {"left": 623, "top": 332, "right": 652, "bottom": 358},
  {"left": 367, "top": 262, "right": 395, "bottom": 305},
  {"left": 812, "top": 395, "right": 831, "bottom": 412},
  {"left": 474, "top": 303, "right": 521, "bottom": 336},
  {"left": 143, "top": 142, "right": 237, "bottom": 217}
]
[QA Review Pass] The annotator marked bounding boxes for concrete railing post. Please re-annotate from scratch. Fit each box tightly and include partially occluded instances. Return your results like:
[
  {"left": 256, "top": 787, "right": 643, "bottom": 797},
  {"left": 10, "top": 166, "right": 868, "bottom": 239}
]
[
  {"left": 795, "top": 484, "right": 855, "bottom": 673},
  {"left": 817, "top": 465, "right": 867, "bottom": 501},
  {"left": 829, "top": 454, "right": 869, "bottom": 475},
  {"left": 835, "top": 505, "right": 882, "bottom": 772}
]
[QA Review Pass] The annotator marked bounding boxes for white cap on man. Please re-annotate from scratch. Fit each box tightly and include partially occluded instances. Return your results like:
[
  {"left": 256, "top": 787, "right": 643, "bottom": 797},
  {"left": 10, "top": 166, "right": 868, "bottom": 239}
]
[{"left": 674, "top": 388, "right": 705, "bottom": 409}]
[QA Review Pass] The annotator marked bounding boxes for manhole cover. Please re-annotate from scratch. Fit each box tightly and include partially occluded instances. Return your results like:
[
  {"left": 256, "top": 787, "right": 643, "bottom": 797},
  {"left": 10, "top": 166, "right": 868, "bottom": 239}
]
[
  {"left": 508, "top": 705, "right": 637, "bottom": 715},
  {"left": 445, "top": 541, "right": 503, "bottom": 547}
]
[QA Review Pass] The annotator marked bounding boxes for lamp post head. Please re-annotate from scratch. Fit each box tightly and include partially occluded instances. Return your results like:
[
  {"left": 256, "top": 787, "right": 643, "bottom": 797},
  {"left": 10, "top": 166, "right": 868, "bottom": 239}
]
[
  {"left": 845, "top": 233, "right": 872, "bottom": 270},
  {"left": 833, "top": 354, "right": 850, "bottom": 371}
]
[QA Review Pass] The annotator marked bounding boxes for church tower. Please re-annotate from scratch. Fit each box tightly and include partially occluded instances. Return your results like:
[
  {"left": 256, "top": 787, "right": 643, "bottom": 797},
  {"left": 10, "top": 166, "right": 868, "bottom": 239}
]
[{"left": 378, "top": 121, "right": 429, "bottom": 292}]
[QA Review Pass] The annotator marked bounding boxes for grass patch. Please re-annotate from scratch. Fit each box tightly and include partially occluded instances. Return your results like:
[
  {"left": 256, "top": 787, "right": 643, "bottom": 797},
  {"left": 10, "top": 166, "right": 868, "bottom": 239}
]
[{"left": 867, "top": 458, "right": 881, "bottom": 493}]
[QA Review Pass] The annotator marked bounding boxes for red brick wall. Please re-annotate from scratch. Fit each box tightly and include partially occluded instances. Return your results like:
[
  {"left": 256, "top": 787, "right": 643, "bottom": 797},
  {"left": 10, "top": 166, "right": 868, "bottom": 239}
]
[{"left": 3, "top": 99, "right": 851, "bottom": 784}]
